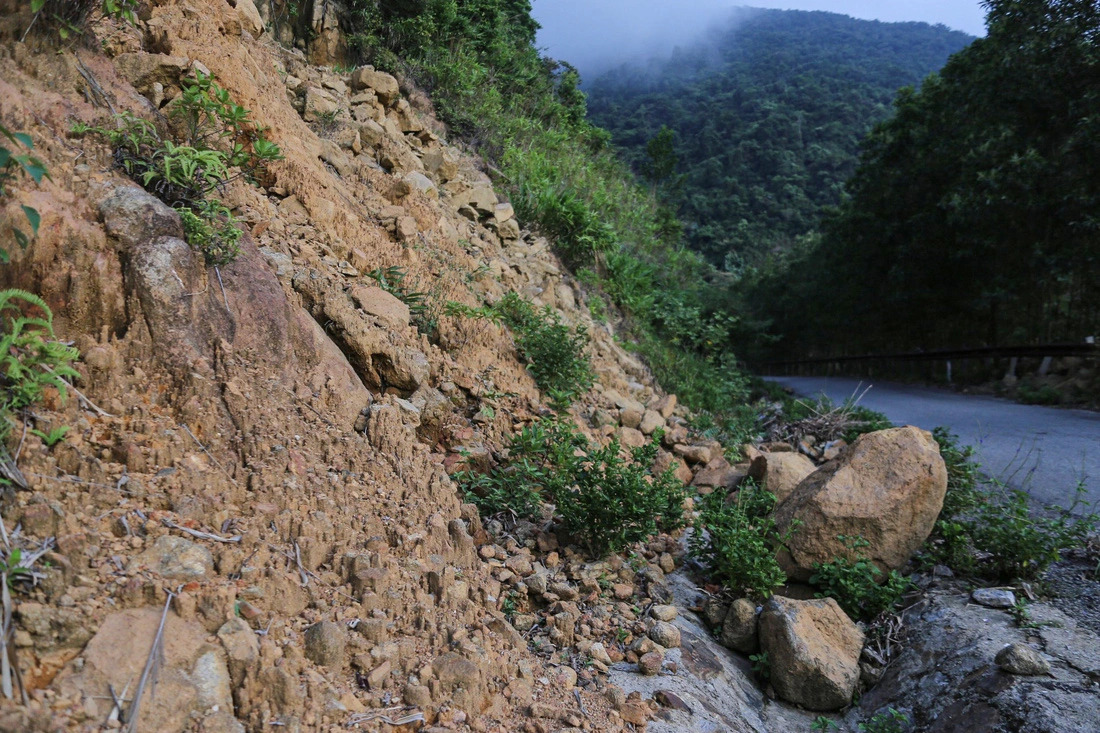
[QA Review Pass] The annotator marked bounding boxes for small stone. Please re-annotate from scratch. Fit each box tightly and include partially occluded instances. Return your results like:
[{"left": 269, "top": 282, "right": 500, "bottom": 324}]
[
  {"left": 647, "top": 620, "right": 681, "bottom": 649},
  {"left": 529, "top": 702, "right": 559, "bottom": 719},
  {"left": 638, "top": 651, "right": 663, "bottom": 676},
  {"left": 552, "top": 665, "right": 578, "bottom": 689},
  {"left": 655, "top": 690, "right": 692, "bottom": 712},
  {"left": 367, "top": 660, "right": 391, "bottom": 689},
  {"left": 639, "top": 410, "right": 665, "bottom": 435},
  {"left": 720, "top": 598, "right": 759, "bottom": 654},
  {"left": 995, "top": 643, "right": 1051, "bottom": 675},
  {"left": 612, "top": 583, "right": 634, "bottom": 600},
  {"left": 971, "top": 588, "right": 1016, "bottom": 609},
  {"left": 588, "top": 642, "right": 613, "bottom": 665},
  {"left": 134, "top": 535, "right": 213, "bottom": 580},
  {"left": 304, "top": 621, "right": 346, "bottom": 669},
  {"left": 505, "top": 555, "right": 534, "bottom": 576},
  {"left": 649, "top": 605, "right": 678, "bottom": 622}
]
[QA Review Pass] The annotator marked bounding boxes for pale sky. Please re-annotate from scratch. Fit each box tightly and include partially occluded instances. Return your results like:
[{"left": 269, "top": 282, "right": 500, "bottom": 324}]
[{"left": 533, "top": 1, "right": 986, "bottom": 74}]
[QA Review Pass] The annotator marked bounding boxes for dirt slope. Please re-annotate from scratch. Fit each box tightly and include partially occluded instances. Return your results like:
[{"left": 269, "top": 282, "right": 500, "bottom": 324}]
[{"left": 0, "top": 2, "right": 693, "bottom": 730}]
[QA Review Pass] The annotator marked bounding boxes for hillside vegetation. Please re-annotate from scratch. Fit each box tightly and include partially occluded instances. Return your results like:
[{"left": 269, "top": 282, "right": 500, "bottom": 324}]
[
  {"left": 340, "top": 0, "right": 758, "bottom": 438},
  {"left": 584, "top": 8, "right": 973, "bottom": 268},
  {"left": 746, "top": 0, "right": 1100, "bottom": 359}
]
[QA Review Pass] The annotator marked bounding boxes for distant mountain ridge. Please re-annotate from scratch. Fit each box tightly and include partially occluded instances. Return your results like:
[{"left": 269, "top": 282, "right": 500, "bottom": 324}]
[{"left": 584, "top": 8, "right": 975, "bottom": 267}]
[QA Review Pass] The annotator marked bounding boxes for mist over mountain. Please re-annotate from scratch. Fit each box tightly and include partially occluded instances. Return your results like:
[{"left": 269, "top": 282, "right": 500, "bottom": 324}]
[
  {"left": 533, "top": 1, "right": 986, "bottom": 76},
  {"left": 583, "top": 8, "right": 975, "bottom": 267}
]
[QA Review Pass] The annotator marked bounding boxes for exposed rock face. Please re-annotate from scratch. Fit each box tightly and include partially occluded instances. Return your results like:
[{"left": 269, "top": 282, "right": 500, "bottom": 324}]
[
  {"left": 134, "top": 535, "right": 214, "bottom": 580},
  {"left": 858, "top": 590, "right": 1100, "bottom": 733},
  {"left": 773, "top": 426, "right": 948, "bottom": 580},
  {"left": 759, "top": 596, "right": 864, "bottom": 711}
]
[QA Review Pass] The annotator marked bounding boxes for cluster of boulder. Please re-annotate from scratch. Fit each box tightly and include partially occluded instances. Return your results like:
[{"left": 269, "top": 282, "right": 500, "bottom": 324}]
[{"left": 695, "top": 426, "right": 949, "bottom": 711}]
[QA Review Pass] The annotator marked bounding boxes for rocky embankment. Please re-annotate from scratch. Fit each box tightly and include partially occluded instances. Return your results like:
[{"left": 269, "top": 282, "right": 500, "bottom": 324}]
[{"left": 0, "top": 2, "right": 1098, "bottom": 732}]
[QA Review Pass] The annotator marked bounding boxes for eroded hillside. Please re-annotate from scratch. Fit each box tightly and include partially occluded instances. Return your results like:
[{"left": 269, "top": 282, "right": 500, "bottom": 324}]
[{"left": 0, "top": 1, "right": 709, "bottom": 729}]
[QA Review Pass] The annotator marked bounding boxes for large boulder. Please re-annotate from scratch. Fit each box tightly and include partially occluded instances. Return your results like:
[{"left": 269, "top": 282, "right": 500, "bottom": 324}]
[
  {"left": 773, "top": 426, "right": 947, "bottom": 581},
  {"left": 759, "top": 597, "right": 863, "bottom": 711}
]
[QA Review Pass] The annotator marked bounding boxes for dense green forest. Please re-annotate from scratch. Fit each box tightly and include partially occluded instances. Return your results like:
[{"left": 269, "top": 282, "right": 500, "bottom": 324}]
[
  {"left": 585, "top": 9, "right": 973, "bottom": 268},
  {"left": 332, "top": 0, "right": 1096, "bottom": 405},
  {"left": 747, "top": 0, "right": 1100, "bottom": 357}
]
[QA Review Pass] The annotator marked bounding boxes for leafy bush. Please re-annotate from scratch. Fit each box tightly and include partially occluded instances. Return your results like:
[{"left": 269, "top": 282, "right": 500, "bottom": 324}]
[
  {"left": 690, "top": 480, "right": 793, "bottom": 599},
  {"left": 810, "top": 536, "right": 912, "bottom": 621},
  {"left": 1016, "top": 380, "right": 1061, "bottom": 406},
  {"left": 967, "top": 483, "right": 1096, "bottom": 581},
  {"left": 555, "top": 431, "right": 686, "bottom": 556},
  {"left": 455, "top": 417, "right": 583, "bottom": 518},
  {"left": 1, "top": 125, "right": 49, "bottom": 261},
  {"left": 84, "top": 72, "right": 281, "bottom": 264},
  {"left": 923, "top": 428, "right": 1097, "bottom": 580},
  {"left": 455, "top": 417, "right": 685, "bottom": 556},
  {"left": 459, "top": 292, "right": 594, "bottom": 407},
  {"left": 178, "top": 201, "right": 243, "bottom": 266},
  {"left": 0, "top": 290, "right": 79, "bottom": 443}
]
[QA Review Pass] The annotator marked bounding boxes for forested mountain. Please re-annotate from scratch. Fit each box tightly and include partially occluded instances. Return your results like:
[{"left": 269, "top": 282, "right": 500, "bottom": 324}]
[
  {"left": 748, "top": 0, "right": 1100, "bottom": 357},
  {"left": 585, "top": 9, "right": 974, "bottom": 267}
]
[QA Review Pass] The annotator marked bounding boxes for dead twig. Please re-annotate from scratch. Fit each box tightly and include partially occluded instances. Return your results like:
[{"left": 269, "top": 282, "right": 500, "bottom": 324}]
[
  {"left": 162, "top": 518, "right": 242, "bottom": 544},
  {"left": 124, "top": 586, "right": 178, "bottom": 732},
  {"left": 345, "top": 708, "right": 426, "bottom": 727},
  {"left": 214, "top": 266, "right": 231, "bottom": 314},
  {"left": 179, "top": 423, "right": 238, "bottom": 485},
  {"left": 75, "top": 57, "right": 116, "bottom": 113},
  {"left": 42, "top": 364, "right": 113, "bottom": 417}
]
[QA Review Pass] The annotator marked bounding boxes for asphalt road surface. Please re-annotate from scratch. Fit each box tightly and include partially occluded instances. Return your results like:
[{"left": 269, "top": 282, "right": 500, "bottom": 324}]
[{"left": 765, "top": 376, "right": 1100, "bottom": 509}]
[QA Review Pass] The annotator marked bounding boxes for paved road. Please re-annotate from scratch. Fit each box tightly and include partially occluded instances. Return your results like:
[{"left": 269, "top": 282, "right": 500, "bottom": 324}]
[{"left": 764, "top": 376, "right": 1100, "bottom": 509}]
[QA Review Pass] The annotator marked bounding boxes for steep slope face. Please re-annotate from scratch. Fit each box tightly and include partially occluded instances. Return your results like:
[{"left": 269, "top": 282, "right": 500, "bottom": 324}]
[
  {"left": 584, "top": 8, "right": 974, "bottom": 266},
  {"left": 0, "top": 2, "right": 693, "bottom": 730}
]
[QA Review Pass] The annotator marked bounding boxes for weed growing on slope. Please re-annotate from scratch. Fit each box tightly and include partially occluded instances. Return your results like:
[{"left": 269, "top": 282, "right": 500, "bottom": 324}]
[
  {"left": 690, "top": 480, "right": 793, "bottom": 599},
  {"left": 0, "top": 125, "right": 49, "bottom": 261},
  {"left": 810, "top": 536, "right": 913, "bottom": 621},
  {"left": 0, "top": 290, "right": 79, "bottom": 443},
  {"left": 81, "top": 71, "right": 281, "bottom": 264},
  {"left": 455, "top": 417, "right": 685, "bottom": 557},
  {"left": 923, "top": 429, "right": 1097, "bottom": 581},
  {"left": 858, "top": 708, "right": 910, "bottom": 733},
  {"left": 448, "top": 293, "right": 593, "bottom": 407}
]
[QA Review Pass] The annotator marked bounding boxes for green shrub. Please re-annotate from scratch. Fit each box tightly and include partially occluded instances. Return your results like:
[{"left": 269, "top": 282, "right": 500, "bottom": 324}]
[
  {"left": 923, "top": 429, "right": 1097, "bottom": 580},
  {"left": 1, "top": 125, "right": 49, "bottom": 261},
  {"left": 177, "top": 201, "right": 243, "bottom": 266},
  {"left": 554, "top": 431, "right": 686, "bottom": 556},
  {"left": 967, "top": 483, "right": 1096, "bottom": 581},
  {"left": 487, "top": 292, "right": 593, "bottom": 407},
  {"left": 810, "top": 536, "right": 912, "bottom": 621},
  {"left": 456, "top": 417, "right": 685, "bottom": 556},
  {"left": 0, "top": 290, "right": 79, "bottom": 443},
  {"left": 85, "top": 72, "right": 280, "bottom": 265},
  {"left": 455, "top": 417, "right": 583, "bottom": 518},
  {"left": 690, "top": 480, "right": 793, "bottom": 599},
  {"left": 1016, "top": 381, "right": 1061, "bottom": 406}
]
